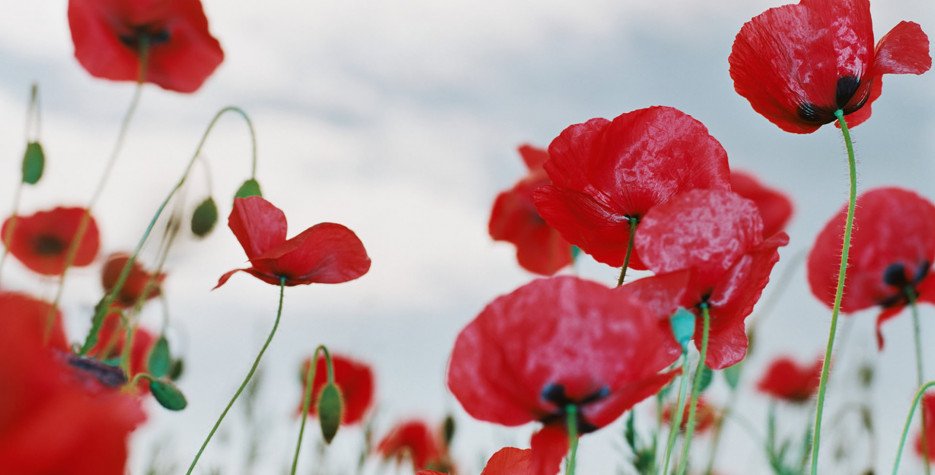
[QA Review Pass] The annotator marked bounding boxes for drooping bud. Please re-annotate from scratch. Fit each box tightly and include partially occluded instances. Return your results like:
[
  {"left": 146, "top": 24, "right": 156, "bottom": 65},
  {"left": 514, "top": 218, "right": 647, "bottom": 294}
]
[
  {"left": 234, "top": 179, "right": 263, "bottom": 199},
  {"left": 22, "top": 142, "right": 45, "bottom": 185},
  {"left": 190, "top": 197, "right": 219, "bottom": 237},
  {"left": 317, "top": 383, "right": 343, "bottom": 444}
]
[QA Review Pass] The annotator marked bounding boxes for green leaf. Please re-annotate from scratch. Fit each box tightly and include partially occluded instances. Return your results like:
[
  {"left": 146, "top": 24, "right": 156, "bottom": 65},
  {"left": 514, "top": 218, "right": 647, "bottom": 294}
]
[
  {"left": 150, "top": 379, "right": 188, "bottom": 411},
  {"left": 698, "top": 365, "right": 714, "bottom": 393},
  {"left": 669, "top": 308, "right": 696, "bottom": 351},
  {"left": 234, "top": 179, "right": 263, "bottom": 199},
  {"left": 625, "top": 411, "right": 637, "bottom": 451},
  {"left": 317, "top": 383, "right": 343, "bottom": 444},
  {"left": 723, "top": 360, "right": 744, "bottom": 390},
  {"left": 148, "top": 336, "right": 171, "bottom": 378},
  {"left": 21, "top": 141, "right": 44, "bottom": 185},
  {"left": 190, "top": 197, "right": 219, "bottom": 237}
]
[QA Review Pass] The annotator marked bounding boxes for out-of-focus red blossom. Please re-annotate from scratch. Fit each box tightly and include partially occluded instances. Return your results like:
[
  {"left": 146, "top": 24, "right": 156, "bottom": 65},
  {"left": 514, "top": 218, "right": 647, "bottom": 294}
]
[
  {"left": 915, "top": 393, "right": 935, "bottom": 460},
  {"left": 86, "top": 312, "right": 157, "bottom": 391},
  {"left": 448, "top": 276, "right": 680, "bottom": 475},
  {"left": 757, "top": 356, "right": 823, "bottom": 404},
  {"left": 0, "top": 292, "right": 68, "bottom": 351},
  {"left": 216, "top": 196, "right": 371, "bottom": 288},
  {"left": 662, "top": 397, "right": 718, "bottom": 434},
  {"left": 807, "top": 187, "right": 935, "bottom": 348},
  {"left": 636, "top": 189, "right": 789, "bottom": 369},
  {"left": 102, "top": 253, "right": 166, "bottom": 307},
  {"left": 729, "top": 0, "right": 931, "bottom": 134},
  {"left": 0, "top": 292, "right": 145, "bottom": 474},
  {"left": 1, "top": 207, "right": 100, "bottom": 276},
  {"left": 297, "top": 353, "right": 374, "bottom": 425},
  {"left": 730, "top": 171, "right": 794, "bottom": 238},
  {"left": 67, "top": 0, "right": 224, "bottom": 93},
  {"left": 376, "top": 420, "right": 445, "bottom": 470},
  {"left": 533, "top": 106, "right": 730, "bottom": 269},
  {"left": 481, "top": 447, "right": 533, "bottom": 474},
  {"left": 489, "top": 144, "right": 572, "bottom": 275}
]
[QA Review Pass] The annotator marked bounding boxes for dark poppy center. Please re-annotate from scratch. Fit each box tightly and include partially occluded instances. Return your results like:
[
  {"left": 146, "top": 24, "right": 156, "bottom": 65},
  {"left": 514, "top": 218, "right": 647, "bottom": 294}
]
[
  {"left": 797, "top": 75, "right": 869, "bottom": 124},
  {"left": 538, "top": 383, "right": 609, "bottom": 434},
  {"left": 119, "top": 24, "right": 171, "bottom": 49},
  {"left": 879, "top": 260, "right": 930, "bottom": 307},
  {"left": 32, "top": 234, "right": 66, "bottom": 255},
  {"left": 66, "top": 354, "right": 128, "bottom": 388}
]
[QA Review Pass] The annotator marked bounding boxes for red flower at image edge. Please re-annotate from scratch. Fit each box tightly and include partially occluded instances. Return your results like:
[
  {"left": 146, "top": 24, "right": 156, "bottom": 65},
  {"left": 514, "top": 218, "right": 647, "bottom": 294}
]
[
  {"left": 86, "top": 312, "right": 157, "bottom": 392},
  {"left": 481, "top": 448, "right": 533, "bottom": 474},
  {"left": 662, "top": 397, "right": 717, "bottom": 434},
  {"left": 102, "top": 253, "right": 166, "bottom": 307},
  {"left": 377, "top": 420, "right": 444, "bottom": 470},
  {"left": 636, "top": 189, "right": 789, "bottom": 369},
  {"left": 298, "top": 353, "right": 374, "bottom": 425},
  {"left": 216, "top": 196, "right": 371, "bottom": 288},
  {"left": 757, "top": 356, "right": 823, "bottom": 404},
  {"left": 915, "top": 393, "right": 935, "bottom": 461},
  {"left": 448, "top": 276, "right": 680, "bottom": 475},
  {"left": 68, "top": 0, "right": 224, "bottom": 93},
  {"left": 0, "top": 292, "right": 146, "bottom": 475},
  {"left": 1, "top": 207, "right": 100, "bottom": 276},
  {"left": 533, "top": 106, "right": 730, "bottom": 269},
  {"left": 730, "top": 170, "right": 794, "bottom": 238},
  {"left": 489, "top": 144, "right": 572, "bottom": 275},
  {"left": 807, "top": 187, "right": 935, "bottom": 348},
  {"left": 730, "top": 0, "right": 931, "bottom": 134}
]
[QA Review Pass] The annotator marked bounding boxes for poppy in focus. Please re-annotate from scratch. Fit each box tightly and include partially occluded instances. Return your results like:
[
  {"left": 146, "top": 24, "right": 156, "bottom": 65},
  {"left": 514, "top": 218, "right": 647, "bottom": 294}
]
[
  {"left": 757, "top": 356, "right": 823, "bottom": 404},
  {"left": 489, "top": 145, "right": 572, "bottom": 275},
  {"left": 807, "top": 187, "right": 935, "bottom": 348},
  {"left": 216, "top": 196, "right": 371, "bottom": 288},
  {"left": 730, "top": 170, "right": 794, "bottom": 238},
  {"left": 67, "top": 0, "right": 225, "bottom": 93},
  {"left": 448, "top": 276, "right": 680, "bottom": 475},
  {"left": 1, "top": 207, "right": 100, "bottom": 276},
  {"left": 533, "top": 106, "right": 730, "bottom": 269},
  {"left": 298, "top": 353, "right": 374, "bottom": 426},
  {"left": 729, "top": 0, "right": 931, "bottom": 133},
  {"left": 101, "top": 253, "right": 166, "bottom": 307}
]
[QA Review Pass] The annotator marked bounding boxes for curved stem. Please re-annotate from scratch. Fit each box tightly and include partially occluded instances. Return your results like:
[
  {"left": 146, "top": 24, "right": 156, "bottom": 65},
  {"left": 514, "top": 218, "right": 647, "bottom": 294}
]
[
  {"left": 893, "top": 381, "right": 935, "bottom": 475},
  {"left": 676, "top": 304, "right": 711, "bottom": 475},
  {"left": 186, "top": 278, "right": 286, "bottom": 475},
  {"left": 809, "top": 110, "right": 858, "bottom": 475},
  {"left": 662, "top": 351, "right": 690, "bottom": 475},
  {"left": 291, "top": 345, "right": 334, "bottom": 474},
  {"left": 565, "top": 404, "right": 579, "bottom": 475},
  {"left": 616, "top": 217, "right": 639, "bottom": 287},
  {"left": 910, "top": 297, "right": 932, "bottom": 474}
]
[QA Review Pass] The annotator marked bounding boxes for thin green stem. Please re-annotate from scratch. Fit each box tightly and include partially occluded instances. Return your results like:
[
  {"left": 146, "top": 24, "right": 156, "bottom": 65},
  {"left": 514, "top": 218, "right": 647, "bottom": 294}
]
[
  {"left": 186, "top": 278, "right": 286, "bottom": 475},
  {"left": 676, "top": 305, "right": 711, "bottom": 475},
  {"left": 910, "top": 297, "right": 932, "bottom": 474},
  {"left": 291, "top": 345, "right": 333, "bottom": 474},
  {"left": 892, "top": 381, "right": 935, "bottom": 475},
  {"left": 809, "top": 109, "right": 858, "bottom": 475},
  {"left": 566, "top": 404, "right": 579, "bottom": 475},
  {"left": 662, "top": 351, "right": 690, "bottom": 475},
  {"left": 616, "top": 217, "right": 639, "bottom": 287}
]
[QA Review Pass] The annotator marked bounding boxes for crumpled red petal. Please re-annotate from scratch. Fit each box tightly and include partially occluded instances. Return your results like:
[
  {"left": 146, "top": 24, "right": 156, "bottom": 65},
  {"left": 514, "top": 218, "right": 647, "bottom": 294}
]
[
  {"left": 481, "top": 447, "right": 533, "bottom": 475},
  {"left": 730, "top": 171, "right": 794, "bottom": 238}
]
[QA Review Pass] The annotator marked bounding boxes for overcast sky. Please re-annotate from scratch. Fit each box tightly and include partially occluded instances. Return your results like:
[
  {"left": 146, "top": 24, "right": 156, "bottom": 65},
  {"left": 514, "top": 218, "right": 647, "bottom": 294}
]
[{"left": 2, "top": 1, "right": 935, "bottom": 473}]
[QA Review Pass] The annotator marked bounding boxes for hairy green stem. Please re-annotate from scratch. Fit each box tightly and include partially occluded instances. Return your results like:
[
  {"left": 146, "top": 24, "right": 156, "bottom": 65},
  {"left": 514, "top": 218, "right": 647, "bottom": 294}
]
[
  {"left": 662, "top": 351, "right": 690, "bottom": 475},
  {"left": 291, "top": 345, "right": 334, "bottom": 474},
  {"left": 676, "top": 305, "right": 711, "bottom": 475}
]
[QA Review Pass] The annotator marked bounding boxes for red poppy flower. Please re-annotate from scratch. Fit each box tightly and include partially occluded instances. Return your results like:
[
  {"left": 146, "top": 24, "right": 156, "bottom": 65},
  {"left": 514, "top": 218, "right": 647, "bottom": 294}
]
[
  {"left": 67, "top": 0, "right": 224, "bottom": 93},
  {"left": 0, "top": 292, "right": 146, "bottom": 475},
  {"left": 216, "top": 196, "right": 371, "bottom": 288},
  {"left": 756, "top": 356, "right": 823, "bottom": 404},
  {"left": 489, "top": 145, "right": 572, "bottom": 275},
  {"left": 662, "top": 397, "right": 718, "bottom": 434},
  {"left": 533, "top": 106, "right": 730, "bottom": 269},
  {"left": 481, "top": 447, "right": 532, "bottom": 474},
  {"left": 1, "top": 207, "right": 100, "bottom": 276},
  {"left": 86, "top": 312, "right": 157, "bottom": 391},
  {"left": 448, "top": 276, "right": 680, "bottom": 475},
  {"left": 915, "top": 392, "right": 935, "bottom": 460},
  {"left": 376, "top": 420, "right": 445, "bottom": 470},
  {"left": 636, "top": 189, "right": 789, "bottom": 369},
  {"left": 102, "top": 253, "right": 166, "bottom": 307},
  {"left": 730, "top": 171, "right": 794, "bottom": 238},
  {"left": 297, "top": 353, "right": 374, "bottom": 425},
  {"left": 807, "top": 187, "right": 935, "bottom": 348},
  {"left": 729, "top": 0, "right": 931, "bottom": 134}
]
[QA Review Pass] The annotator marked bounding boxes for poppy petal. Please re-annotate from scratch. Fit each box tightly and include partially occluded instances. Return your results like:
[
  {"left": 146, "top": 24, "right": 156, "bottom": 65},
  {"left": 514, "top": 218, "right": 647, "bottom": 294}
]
[
  {"left": 254, "top": 223, "right": 371, "bottom": 284},
  {"left": 228, "top": 196, "right": 288, "bottom": 260},
  {"left": 529, "top": 426, "right": 566, "bottom": 475},
  {"left": 519, "top": 144, "right": 550, "bottom": 171},
  {"left": 874, "top": 21, "right": 932, "bottom": 76},
  {"left": 730, "top": 171, "right": 794, "bottom": 238},
  {"left": 481, "top": 447, "right": 533, "bottom": 475}
]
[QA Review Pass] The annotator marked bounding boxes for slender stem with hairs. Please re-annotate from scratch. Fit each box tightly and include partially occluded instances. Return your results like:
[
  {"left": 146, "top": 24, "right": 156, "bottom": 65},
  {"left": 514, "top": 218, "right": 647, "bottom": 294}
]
[{"left": 662, "top": 350, "right": 690, "bottom": 475}]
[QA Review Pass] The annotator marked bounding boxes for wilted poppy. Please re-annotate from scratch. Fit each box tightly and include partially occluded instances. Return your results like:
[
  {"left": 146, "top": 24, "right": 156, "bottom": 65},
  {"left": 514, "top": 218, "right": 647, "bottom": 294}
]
[
  {"left": 489, "top": 145, "right": 572, "bottom": 275},
  {"left": 481, "top": 447, "right": 532, "bottom": 475},
  {"left": 1, "top": 207, "right": 100, "bottom": 276},
  {"left": 216, "top": 196, "right": 371, "bottom": 288},
  {"left": 0, "top": 291, "right": 146, "bottom": 474},
  {"left": 533, "top": 106, "right": 730, "bottom": 269},
  {"left": 916, "top": 393, "right": 935, "bottom": 461},
  {"left": 730, "top": 0, "right": 931, "bottom": 134},
  {"left": 376, "top": 420, "right": 446, "bottom": 470},
  {"left": 636, "top": 189, "right": 789, "bottom": 369},
  {"left": 297, "top": 353, "right": 374, "bottom": 425},
  {"left": 102, "top": 253, "right": 166, "bottom": 307},
  {"left": 730, "top": 170, "right": 794, "bottom": 238},
  {"left": 807, "top": 187, "right": 935, "bottom": 348},
  {"left": 86, "top": 312, "right": 157, "bottom": 391},
  {"left": 662, "top": 397, "right": 718, "bottom": 434},
  {"left": 757, "top": 356, "right": 823, "bottom": 404},
  {"left": 448, "top": 276, "right": 679, "bottom": 475},
  {"left": 67, "top": 0, "right": 225, "bottom": 93}
]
